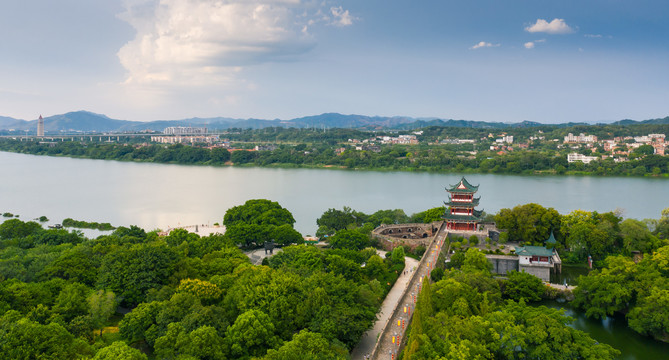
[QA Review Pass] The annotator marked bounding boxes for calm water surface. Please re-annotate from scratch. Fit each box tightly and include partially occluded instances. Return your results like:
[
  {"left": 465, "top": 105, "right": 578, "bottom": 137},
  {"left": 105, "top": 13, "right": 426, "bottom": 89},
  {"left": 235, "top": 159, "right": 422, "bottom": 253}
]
[
  {"left": 1, "top": 152, "right": 668, "bottom": 234},
  {"left": 540, "top": 300, "right": 669, "bottom": 360}
]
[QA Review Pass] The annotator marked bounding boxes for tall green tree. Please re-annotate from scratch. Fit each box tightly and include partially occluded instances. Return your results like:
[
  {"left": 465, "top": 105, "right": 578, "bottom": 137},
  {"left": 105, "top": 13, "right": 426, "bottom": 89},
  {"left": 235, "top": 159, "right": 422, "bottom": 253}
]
[
  {"left": 52, "top": 282, "right": 90, "bottom": 322},
  {"left": 316, "top": 207, "right": 360, "bottom": 232},
  {"left": 495, "top": 203, "right": 562, "bottom": 244},
  {"left": 98, "top": 243, "right": 180, "bottom": 306},
  {"left": 224, "top": 199, "right": 295, "bottom": 227},
  {"left": 88, "top": 289, "right": 117, "bottom": 336},
  {"left": 225, "top": 309, "right": 280, "bottom": 359},
  {"left": 503, "top": 270, "right": 545, "bottom": 302}
]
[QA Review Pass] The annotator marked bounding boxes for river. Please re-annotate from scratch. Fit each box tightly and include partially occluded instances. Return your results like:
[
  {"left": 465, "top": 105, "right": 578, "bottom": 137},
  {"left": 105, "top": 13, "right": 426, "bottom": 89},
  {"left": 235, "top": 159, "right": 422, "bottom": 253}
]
[{"left": 1, "top": 151, "right": 668, "bottom": 235}]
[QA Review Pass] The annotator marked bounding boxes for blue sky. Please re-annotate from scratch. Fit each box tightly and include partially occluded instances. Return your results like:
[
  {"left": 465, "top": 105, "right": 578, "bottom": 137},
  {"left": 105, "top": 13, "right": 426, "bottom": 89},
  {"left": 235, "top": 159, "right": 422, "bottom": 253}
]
[{"left": 1, "top": 0, "right": 667, "bottom": 123}]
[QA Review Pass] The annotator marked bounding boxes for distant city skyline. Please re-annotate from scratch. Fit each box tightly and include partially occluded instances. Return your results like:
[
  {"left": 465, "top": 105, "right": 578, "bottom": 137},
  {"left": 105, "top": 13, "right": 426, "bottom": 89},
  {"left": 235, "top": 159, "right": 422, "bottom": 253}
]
[{"left": 1, "top": 0, "right": 668, "bottom": 123}]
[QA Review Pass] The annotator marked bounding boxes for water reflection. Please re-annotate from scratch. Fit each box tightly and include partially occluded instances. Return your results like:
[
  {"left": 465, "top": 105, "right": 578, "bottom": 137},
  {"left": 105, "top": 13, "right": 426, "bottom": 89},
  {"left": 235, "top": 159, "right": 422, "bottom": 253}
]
[{"left": 540, "top": 300, "right": 669, "bottom": 360}]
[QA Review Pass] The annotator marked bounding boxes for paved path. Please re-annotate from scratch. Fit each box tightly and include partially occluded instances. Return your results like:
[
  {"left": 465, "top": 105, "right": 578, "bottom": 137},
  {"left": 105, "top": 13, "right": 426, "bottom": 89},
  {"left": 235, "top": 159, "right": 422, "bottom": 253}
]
[
  {"left": 351, "top": 254, "right": 420, "bottom": 359},
  {"left": 349, "top": 223, "right": 448, "bottom": 360},
  {"left": 547, "top": 283, "right": 575, "bottom": 291},
  {"left": 243, "top": 247, "right": 283, "bottom": 265}
]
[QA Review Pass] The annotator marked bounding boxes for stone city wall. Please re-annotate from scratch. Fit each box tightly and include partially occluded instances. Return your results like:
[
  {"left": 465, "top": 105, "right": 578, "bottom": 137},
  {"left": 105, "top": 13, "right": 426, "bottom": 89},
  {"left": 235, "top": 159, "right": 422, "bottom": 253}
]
[{"left": 372, "top": 222, "right": 441, "bottom": 251}]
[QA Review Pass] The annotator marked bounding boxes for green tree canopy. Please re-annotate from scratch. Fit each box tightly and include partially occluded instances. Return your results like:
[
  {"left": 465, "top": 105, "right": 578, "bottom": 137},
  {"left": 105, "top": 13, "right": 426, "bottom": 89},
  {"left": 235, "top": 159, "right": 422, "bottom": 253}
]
[
  {"left": 93, "top": 341, "right": 147, "bottom": 360},
  {"left": 328, "top": 229, "right": 369, "bottom": 250},
  {"left": 495, "top": 203, "right": 562, "bottom": 244},
  {"left": 0, "top": 219, "right": 43, "bottom": 240},
  {"left": 264, "top": 330, "right": 349, "bottom": 360},
  {"left": 0, "top": 314, "right": 92, "bottom": 359},
  {"left": 224, "top": 199, "right": 295, "bottom": 227},
  {"left": 316, "top": 207, "right": 360, "bottom": 232},
  {"left": 225, "top": 309, "right": 280, "bottom": 358},
  {"left": 97, "top": 243, "right": 180, "bottom": 306},
  {"left": 503, "top": 270, "right": 545, "bottom": 302}
]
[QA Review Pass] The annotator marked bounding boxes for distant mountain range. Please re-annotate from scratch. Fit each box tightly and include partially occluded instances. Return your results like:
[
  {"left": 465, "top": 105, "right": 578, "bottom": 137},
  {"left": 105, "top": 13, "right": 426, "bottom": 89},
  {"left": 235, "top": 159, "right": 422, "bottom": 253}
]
[{"left": 1, "top": 111, "right": 668, "bottom": 133}]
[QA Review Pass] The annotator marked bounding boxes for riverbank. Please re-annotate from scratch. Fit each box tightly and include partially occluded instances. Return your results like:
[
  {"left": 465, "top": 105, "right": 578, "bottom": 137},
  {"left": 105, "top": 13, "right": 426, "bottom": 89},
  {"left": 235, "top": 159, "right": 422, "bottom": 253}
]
[{"left": 2, "top": 141, "right": 669, "bottom": 178}]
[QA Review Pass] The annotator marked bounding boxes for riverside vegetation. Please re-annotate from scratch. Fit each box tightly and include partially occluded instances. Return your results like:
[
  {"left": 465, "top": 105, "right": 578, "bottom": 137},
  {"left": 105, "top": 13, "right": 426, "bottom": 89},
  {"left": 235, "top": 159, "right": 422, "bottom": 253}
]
[
  {"left": 402, "top": 249, "right": 621, "bottom": 359},
  {"left": 1, "top": 200, "right": 668, "bottom": 358},
  {"left": 62, "top": 218, "right": 116, "bottom": 231},
  {"left": 1, "top": 122, "right": 669, "bottom": 176},
  {"left": 0, "top": 200, "right": 406, "bottom": 359}
]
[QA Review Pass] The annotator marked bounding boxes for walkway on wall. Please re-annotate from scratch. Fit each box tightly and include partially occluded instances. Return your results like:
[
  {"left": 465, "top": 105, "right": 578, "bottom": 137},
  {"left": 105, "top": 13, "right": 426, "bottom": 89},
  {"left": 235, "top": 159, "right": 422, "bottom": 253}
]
[
  {"left": 352, "top": 222, "right": 448, "bottom": 360},
  {"left": 350, "top": 254, "right": 420, "bottom": 359}
]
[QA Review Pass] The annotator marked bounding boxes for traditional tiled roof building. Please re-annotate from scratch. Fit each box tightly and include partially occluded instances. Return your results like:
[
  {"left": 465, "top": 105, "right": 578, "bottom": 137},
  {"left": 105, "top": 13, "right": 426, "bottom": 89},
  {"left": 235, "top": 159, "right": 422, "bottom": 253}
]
[{"left": 513, "top": 232, "right": 562, "bottom": 281}]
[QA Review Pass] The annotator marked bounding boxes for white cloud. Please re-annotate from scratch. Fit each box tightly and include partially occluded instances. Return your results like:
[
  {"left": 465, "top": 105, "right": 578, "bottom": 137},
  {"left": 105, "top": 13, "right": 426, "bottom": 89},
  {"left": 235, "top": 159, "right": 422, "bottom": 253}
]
[
  {"left": 330, "top": 6, "right": 353, "bottom": 26},
  {"left": 524, "top": 39, "right": 546, "bottom": 49},
  {"left": 117, "top": 0, "right": 351, "bottom": 87},
  {"left": 525, "top": 18, "right": 574, "bottom": 34},
  {"left": 470, "top": 41, "right": 500, "bottom": 50}
]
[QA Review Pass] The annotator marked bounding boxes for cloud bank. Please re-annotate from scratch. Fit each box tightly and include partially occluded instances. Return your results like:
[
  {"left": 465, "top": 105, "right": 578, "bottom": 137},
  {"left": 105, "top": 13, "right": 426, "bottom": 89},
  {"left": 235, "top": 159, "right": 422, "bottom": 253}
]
[
  {"left": 525, "top": 18, "right": 574, "bottom": 34},
  {"left": 117, "top": 0, "right": 352, "bottom": 86}
]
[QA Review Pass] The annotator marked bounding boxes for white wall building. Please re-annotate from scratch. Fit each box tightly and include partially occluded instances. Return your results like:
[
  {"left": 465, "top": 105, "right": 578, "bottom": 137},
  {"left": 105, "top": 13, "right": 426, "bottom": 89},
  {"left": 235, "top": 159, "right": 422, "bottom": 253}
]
[
  {"left": 495, "top": 135, "right": 513, "bottom": 144},
  {"left": 567, "top": 153, "right": 599, "bottom": 164},
  {"left": 564, "top": 133, "right": 597, "bottom": 143}
]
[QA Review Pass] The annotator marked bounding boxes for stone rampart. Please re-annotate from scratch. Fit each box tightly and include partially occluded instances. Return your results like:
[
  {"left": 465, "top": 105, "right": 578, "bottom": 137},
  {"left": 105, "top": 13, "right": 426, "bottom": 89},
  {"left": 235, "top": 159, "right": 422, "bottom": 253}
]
[{"left": 372, "top": 222, "right": 441, "bottom": 251}]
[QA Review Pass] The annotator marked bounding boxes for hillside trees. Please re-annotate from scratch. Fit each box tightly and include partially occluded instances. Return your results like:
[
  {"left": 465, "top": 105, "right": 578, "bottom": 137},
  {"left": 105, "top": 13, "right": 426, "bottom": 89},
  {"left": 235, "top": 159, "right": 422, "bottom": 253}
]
[{"left": 403, "top": 249, "right": 620, "bottom": 360}]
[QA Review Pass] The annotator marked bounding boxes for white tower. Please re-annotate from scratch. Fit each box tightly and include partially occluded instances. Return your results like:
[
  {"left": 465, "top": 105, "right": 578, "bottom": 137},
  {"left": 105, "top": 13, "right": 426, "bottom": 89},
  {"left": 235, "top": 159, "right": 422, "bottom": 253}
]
[{"left": 37, "top": 115, "right": 44, "bottom": 137}]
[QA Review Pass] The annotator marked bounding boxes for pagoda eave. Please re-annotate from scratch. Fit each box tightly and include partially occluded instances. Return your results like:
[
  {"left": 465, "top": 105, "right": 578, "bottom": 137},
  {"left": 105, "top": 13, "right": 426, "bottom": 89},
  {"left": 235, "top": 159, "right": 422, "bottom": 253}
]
[
  {"left": 444, "top": 199, "right": 480, "bottom": 207},
  {"left": 442, "top": 215, "right": 482, "bottom": 222}
]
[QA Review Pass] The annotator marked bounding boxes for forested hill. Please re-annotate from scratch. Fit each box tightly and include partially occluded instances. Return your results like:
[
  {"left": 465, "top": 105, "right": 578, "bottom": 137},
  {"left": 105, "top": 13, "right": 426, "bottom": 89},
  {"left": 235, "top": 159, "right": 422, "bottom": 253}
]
[{"left": 2, "top": 110, "right": 668, "bottom": 133}]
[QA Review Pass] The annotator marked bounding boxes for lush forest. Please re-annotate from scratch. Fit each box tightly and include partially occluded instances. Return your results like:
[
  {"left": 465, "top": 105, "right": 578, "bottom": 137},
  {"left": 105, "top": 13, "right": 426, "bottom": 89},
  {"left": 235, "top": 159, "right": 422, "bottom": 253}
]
[
  {"left": 2, "top": 120, "right": 669, "bottom": 176},
  {"left": 401, "top": 248, "right": 621, "bottom": 359},
  {"left": 572, "top": 245, "right": 669, "bottom": 341},
  {"left": 494, "top": 204, "right": 669, "bottom": 265},
  {"left": 0, "top": 200, "right": 407, "bottom": 359},
  {"left": 2, "top": 198, "right": 669, "bottom": 358}
]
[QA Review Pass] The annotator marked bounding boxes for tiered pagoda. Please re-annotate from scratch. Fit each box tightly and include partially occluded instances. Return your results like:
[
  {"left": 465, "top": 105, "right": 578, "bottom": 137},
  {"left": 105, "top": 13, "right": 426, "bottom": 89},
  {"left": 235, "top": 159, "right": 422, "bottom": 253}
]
[{"left": 443, "top": 177, "right": 483, "bottom": 231}]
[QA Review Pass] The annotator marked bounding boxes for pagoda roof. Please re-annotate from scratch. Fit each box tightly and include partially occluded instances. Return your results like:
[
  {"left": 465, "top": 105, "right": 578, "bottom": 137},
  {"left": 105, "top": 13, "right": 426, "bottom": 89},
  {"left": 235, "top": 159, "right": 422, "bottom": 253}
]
[
  {"left": 444, "top": 196, "right": 480, "bottom": 207},
  {"left": 515, "top": 246, "right": 555, "bottom": 257},
  {"left": 545, "top": 232, "right": 557, "bottom": 245},
  {"left": 447, "top": 177, "right": 479, "bottom": 193}
]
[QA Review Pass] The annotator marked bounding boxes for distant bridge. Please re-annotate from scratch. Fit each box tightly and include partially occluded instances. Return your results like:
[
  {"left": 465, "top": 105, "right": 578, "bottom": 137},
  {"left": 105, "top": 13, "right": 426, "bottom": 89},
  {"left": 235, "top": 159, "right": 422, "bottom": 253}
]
[{"left": 0, "top": 134, "right": 155, "bottom": 142}]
